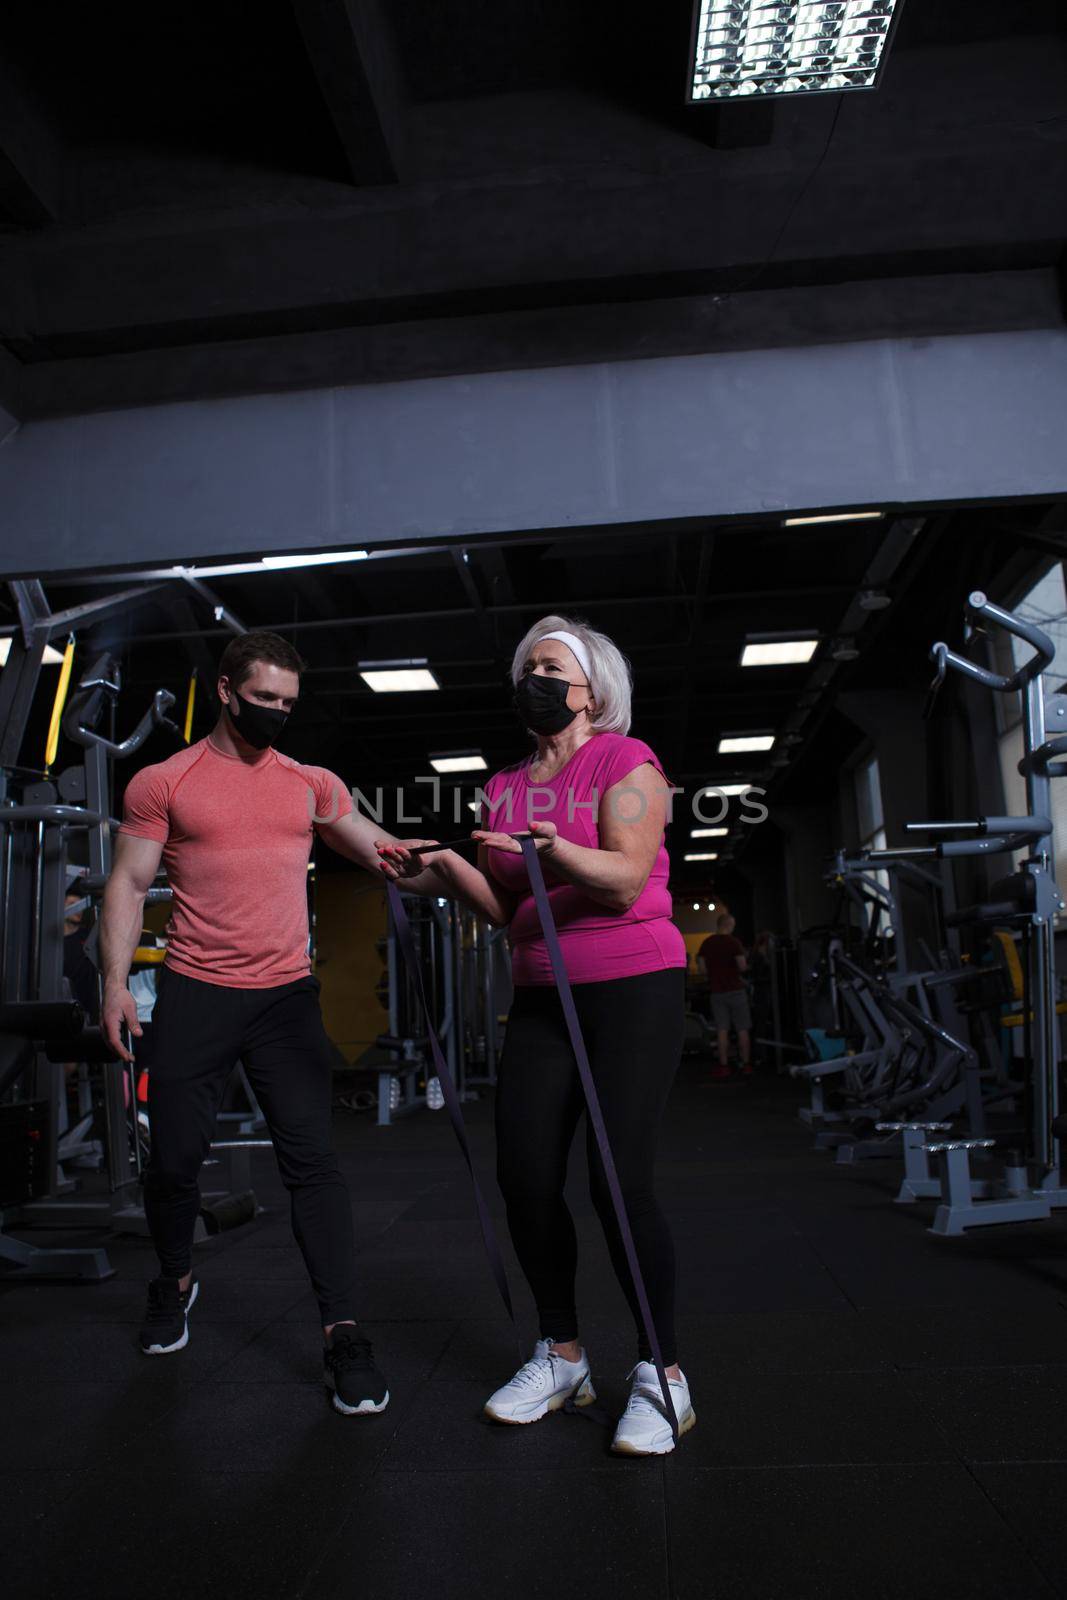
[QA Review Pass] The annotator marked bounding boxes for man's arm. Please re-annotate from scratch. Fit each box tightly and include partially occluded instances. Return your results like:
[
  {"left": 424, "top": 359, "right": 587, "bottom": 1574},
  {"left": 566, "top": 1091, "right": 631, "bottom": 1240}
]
[
  {"left": 317, "top": 809, "right": 518, "bottom": 926},
  {"left": 315, "top": 809, "right": 444, "bottom": 894},
  {"left": 100, "top": 833, "right": 164, "bottom": 1062}
]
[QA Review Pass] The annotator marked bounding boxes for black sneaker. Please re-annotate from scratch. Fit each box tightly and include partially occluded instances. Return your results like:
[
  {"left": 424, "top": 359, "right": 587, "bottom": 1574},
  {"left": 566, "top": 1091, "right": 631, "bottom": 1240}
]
[
  {"left": 324, "top": 1327, "right": 390, "bottom": 1415},
  {"left": 139, "top": 1275, "right": 199, "bottom": 1355}
]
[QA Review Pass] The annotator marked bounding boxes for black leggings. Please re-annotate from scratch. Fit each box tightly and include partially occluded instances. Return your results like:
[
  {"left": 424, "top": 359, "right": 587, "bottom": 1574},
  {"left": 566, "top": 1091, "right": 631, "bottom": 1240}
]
[
  {"left": 495, "top": 967, "right": 685, "bottom": 1365},
  {"left": 143, "top": 966, "right": 357, "bottom": 1326}
]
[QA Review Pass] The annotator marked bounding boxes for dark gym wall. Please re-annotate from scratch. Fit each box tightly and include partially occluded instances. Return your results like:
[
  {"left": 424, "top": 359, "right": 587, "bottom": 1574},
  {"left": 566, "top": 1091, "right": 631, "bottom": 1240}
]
[
  {"left": 775, "top": 804, "right": 838, "bottom": 938},
  {"left": 1, "top": 328, "right": 1067, "bottom": 578},
  {"left": 837, "top": 691, "right": 930, "bottom": 845},
  {"left": 735, "top": 822, "right": 788, "bottom": 939}
]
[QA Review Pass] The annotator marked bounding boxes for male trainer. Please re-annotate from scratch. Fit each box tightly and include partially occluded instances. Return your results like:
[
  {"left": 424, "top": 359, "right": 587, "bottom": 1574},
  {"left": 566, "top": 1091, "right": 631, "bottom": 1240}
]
[{"left": 101, "top": 630, "right": 448, "bottom": 1415}]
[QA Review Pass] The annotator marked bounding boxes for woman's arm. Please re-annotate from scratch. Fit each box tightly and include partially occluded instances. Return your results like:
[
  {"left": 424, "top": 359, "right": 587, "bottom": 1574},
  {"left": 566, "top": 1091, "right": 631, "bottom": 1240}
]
[
  {"left": 473, "top": 761, "right": 668, "bottom": 915},
  {"left": 434, "top": 845, "right": 521, "bottom": 927},
  {"left": 375, "top": 838, "right": 520, "bottom": 928},
  {"left": 315, "top": 809, "right": 455, "bottom": 898},
  {"left": 310, "top": 789, "right": 521, "bottom": 923}
]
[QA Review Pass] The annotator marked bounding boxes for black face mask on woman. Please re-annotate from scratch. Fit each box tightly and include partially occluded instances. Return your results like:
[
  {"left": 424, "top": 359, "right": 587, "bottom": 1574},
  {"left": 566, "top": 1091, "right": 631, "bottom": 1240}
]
[
  {"left": 513, "top": 672, "right": 585, "bottom": 735},
  {"left": 226, "top": 690, "right": 290, "bottom": 750}
]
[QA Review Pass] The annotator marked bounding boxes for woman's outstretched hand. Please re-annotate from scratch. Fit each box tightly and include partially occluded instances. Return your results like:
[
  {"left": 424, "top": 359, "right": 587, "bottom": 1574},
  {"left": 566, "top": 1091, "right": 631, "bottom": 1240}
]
[
  {"left": 470, "top": 820, "right": 558, "bottom": 856},
  {"left": 374, "top": 839, "right": 439, "bottom": 880}
]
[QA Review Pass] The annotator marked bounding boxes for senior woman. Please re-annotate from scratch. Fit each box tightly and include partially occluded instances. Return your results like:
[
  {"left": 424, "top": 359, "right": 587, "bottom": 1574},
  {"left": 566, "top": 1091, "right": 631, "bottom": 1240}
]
[{"left": 379, "top": 615, "right": 693, "bottom": 1456}]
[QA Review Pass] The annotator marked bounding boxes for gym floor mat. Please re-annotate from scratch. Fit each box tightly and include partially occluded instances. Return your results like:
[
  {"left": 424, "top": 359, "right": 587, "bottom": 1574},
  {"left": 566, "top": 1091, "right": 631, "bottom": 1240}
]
[{"left": 3, "top": 1068, "right": 1067, "bottom": 1600}]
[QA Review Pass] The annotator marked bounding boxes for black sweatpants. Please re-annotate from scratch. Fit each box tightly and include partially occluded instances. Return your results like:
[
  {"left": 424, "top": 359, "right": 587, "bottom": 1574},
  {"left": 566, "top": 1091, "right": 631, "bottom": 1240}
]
[
  {"left": 143, "top": 966, "right": 357, "bottom": 1326},
  {"left": 494, "top": 967, "right": 685, "bottom": 1365}
]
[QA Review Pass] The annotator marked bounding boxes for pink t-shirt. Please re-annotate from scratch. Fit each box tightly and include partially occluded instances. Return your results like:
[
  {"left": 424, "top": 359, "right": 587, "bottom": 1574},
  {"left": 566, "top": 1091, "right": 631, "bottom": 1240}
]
[
  {"left": 117, "top": 737, "right": 352, "bottom": 988},
  {"left": 480, "top": 731, "right": 687, "bottom": 986}
]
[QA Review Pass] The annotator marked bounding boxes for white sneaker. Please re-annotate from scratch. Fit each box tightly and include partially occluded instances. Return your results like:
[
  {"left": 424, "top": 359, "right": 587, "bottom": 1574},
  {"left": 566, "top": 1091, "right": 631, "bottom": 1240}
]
[
  {"left": 611, "top": 1362, "right": 696, "bottom": 1456},
  {"left": 484, "top": 1339, "right": 596, "bottom": 1425}
]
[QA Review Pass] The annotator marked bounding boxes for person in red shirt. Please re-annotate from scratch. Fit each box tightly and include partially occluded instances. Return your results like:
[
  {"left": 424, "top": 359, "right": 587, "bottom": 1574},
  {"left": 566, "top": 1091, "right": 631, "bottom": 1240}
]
[
  {"left": 99, "top": 631, "right": 462, "bottom": 1415},
  {"left": 697, "top": 912, "right": 751, "bottom": 1078}
]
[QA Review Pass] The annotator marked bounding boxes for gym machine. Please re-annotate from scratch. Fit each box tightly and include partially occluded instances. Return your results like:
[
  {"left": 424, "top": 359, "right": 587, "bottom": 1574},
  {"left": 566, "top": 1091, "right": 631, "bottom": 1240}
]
[
  {"left": 825, "top": 592, "right": 1067, "bottom": 1233},
  {"left": 375, "top": 891, "right": 510, "bottom": 1127},
  {"left": 0, "top": 580, "right": 266, "bottom": 1278},
  {"left": 0, "top": 583, "right": 178, "bottom": 1279},
  {"left": 791, "top": 851, "right": 987, "bottom": 1157}
]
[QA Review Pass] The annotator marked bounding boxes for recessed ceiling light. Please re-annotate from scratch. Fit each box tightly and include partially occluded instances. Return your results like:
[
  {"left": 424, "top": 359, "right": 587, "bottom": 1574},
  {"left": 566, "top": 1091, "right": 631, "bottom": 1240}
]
[
  {"left": 690, "top": 1, "right": 904, "bottom": 103},
  {"left": 707, "top": 902, "right": 716, "bottom": 912},
  {"left": 0, "top": 639, "right": 65, "bottom": 666},
  {"left": 691, "top": 827, "right": 729, "bottom": 838},
  {"left": 692, "top": 901, "right": 700, "bottom": 910},
  {"left": 782, "top": 511, "right": 885, "bottom": 527},
  {"left": 467, "top": 800, "right": 481, "bottom": 813},
  {"left": 719, "top": 733, "right": 775, "bottom": 754},
  {"left": 360, "top": 663, "right": 440, "bottom": 693},
  {"left": 741, "top": 636, "right": 819, "bottom": 667},
  {"left": 706, "top": 782, "right": 759, "bottom": 797},
  {"left": 685, "top": 852, "right": 719, "bottom": 861},
  {"left": 430, "top": 752, "right": 487, "bottom": 774}
]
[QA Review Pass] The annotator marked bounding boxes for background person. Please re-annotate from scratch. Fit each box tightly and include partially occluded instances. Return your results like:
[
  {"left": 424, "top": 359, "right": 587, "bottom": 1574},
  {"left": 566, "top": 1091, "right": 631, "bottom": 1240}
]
[
  {"left": 63, "top": 888, "right": 98, "bottom": 1020},
  {"left": 697, "top": 912, "right": 751, "bottom": 1078},
  {"left": 59, "top": 888, "right": 98, "bottom": 1134}
]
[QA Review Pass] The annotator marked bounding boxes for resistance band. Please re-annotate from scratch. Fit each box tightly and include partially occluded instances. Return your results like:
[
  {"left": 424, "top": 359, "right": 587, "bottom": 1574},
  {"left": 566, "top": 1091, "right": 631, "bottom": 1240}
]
[{"left": 386, "top": 832, "right": 678, "bottom": 1441}]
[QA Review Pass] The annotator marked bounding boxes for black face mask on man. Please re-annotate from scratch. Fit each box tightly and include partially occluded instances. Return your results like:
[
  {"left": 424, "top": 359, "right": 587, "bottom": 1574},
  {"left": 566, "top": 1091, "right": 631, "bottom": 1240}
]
[
  {"left": 226, "top": 690, "right": 290, "bottom": 750},
  {"left": 512, "top": 672, "right": 586, "bottom": 735}
]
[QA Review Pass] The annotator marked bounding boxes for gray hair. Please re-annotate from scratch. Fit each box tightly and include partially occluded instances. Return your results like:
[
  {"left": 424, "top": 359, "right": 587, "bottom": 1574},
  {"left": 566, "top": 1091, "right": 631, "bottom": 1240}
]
[{"left": 510, "top": 614, "right": 633, "bottom": 735}]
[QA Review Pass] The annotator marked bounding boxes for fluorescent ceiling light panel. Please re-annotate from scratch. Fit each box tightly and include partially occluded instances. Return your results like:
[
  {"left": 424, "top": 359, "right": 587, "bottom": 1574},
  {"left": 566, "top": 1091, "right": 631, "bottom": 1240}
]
[
  {"left": 0, "top": 639, "right": 65, "bottom": 666},
  {"left": 690, "top": 1, "right": 903, "bottom": 102},
  {"left": 168, "top": 551, "right": 368, "bottom": 578},
  {"left": 685, "top": 852, "right": 720, "bottom": 861},
  {"left": 430, "top": 753, "right": 487, "bottom": 773},
  {"left": 360, "top": 667, "right": 440, "bottom": 693},
  {"left": 260, "top": 550, "right": 369, "bottom": 569},
  {"left": 783, "top": 511, "right": 885, "bottom": 526},
  {"left": 741, "top": 637, "right": 819, "bottom": 667},
  {"left": 707, "top": 782, "right": 759, "bottom": 796},
  {"left": 691, "top": 827, "right": 729, "bottom": 838},
  {"left": 719, "top": 734, "right": 775, "bottom": 753}
]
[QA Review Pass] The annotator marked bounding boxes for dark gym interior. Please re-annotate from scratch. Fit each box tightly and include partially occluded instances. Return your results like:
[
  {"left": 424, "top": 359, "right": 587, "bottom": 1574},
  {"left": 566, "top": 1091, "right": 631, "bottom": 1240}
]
[{"left": 3, "top": 4, "right": 1067, "bottom": 1597}]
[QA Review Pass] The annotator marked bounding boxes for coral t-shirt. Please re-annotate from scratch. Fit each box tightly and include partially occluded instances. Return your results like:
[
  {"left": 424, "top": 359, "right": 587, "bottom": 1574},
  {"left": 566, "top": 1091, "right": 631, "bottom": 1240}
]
[
  {"left": 480, "top": 730, "right": 687, "bottom": 986},
  {"left": 118, "top": 737, "right": 352, "bottom": 988}
]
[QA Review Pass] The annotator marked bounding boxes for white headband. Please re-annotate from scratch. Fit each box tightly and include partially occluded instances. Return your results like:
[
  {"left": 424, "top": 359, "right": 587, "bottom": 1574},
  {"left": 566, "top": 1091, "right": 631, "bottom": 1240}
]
[{"left": 539, "top": 630, "right": 593, "bottom": 685}]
